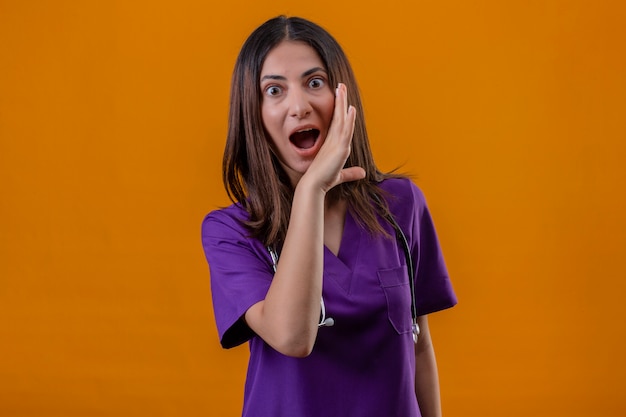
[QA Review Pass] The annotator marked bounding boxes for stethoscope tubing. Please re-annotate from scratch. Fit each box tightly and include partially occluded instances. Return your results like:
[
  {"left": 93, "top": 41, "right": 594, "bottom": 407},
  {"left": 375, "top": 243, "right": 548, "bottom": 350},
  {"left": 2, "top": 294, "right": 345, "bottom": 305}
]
[{"left": 266, "top": 204, "right": 419, "bottom": 342}]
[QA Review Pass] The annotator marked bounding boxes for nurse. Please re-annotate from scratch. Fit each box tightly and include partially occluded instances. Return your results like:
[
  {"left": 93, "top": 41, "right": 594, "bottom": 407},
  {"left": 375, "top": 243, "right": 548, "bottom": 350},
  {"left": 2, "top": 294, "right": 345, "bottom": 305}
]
[{"left": 201, "top": 16, "right": 457, "bottom": 417}]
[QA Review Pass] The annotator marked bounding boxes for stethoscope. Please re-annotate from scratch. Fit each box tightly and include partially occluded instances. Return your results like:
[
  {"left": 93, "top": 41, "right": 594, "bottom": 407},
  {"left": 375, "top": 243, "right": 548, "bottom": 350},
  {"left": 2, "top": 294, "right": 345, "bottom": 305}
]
[
  {"left": 266, "top": 209, "right": 420, "bottom": 344},
  {"left": 267, "top": 246, "right": 335, "bottom": 328}
]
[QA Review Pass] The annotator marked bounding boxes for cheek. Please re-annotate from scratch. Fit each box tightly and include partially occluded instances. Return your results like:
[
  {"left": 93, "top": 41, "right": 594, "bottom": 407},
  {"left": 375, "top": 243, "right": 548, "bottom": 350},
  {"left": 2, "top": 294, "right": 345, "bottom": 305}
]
[
  {"left": 320, "top": 95, "right": 335, "bottom": 126},
  {"left": 261, "top": 104, "right": 282, "bottom": 133},
  {"left": 261, "top": 106, "right": 284, "bottom": 150}
]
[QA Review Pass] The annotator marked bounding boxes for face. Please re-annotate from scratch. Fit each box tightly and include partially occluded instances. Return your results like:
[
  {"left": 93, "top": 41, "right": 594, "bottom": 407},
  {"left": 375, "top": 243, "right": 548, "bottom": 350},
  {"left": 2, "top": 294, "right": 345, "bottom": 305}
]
[{"left": 260, "top": 41, "right": 335, "bottom": 186}]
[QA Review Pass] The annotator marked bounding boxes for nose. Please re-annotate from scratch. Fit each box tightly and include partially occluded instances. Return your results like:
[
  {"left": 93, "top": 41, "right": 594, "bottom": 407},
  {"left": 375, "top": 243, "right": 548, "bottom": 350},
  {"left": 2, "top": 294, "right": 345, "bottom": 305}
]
[{"left": 287, "top": 88, "right": 312, "bottom": 119}]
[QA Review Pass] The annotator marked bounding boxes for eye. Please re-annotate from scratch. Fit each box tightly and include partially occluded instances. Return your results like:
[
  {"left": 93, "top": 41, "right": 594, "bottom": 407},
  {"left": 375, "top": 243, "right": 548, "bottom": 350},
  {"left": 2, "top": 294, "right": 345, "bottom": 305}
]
[
  {"left": 265, "top": 85, "right": 282, "bottom": 96},
  {"left": 308, "top": 77, "right": 325, "bottom": 89}
]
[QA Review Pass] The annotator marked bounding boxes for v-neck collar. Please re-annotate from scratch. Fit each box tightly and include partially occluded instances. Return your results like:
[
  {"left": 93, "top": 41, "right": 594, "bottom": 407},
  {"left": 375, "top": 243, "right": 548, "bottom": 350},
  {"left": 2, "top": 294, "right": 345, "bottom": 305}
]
[{"left": 323, "top": 208, "right": 362, "bottom": 295}]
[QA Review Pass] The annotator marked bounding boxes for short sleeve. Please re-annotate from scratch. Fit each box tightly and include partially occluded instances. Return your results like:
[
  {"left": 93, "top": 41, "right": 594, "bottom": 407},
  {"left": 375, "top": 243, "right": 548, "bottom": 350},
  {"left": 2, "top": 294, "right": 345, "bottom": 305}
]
[
  {"left": 381, "top": 178, "right": 457, "bottom": 316},
  {"left": 201, "top": 208, "right": 273, "bottom": 348},
  {"left": 409, "top": 185, "right": 457, "bottom": 315}
]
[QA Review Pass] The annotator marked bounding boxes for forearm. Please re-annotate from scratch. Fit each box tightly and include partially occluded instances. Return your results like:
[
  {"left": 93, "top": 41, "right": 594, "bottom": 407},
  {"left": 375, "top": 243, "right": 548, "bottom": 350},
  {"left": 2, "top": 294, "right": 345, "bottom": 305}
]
[
  {"left": 243, "top": 83, "right": 362, "bottom": 357},
  {"left": 245, "top": 180, "right": 326, "bottom": 357},
  {"left": 414, "top": 316, "right": 442, "bottom": 417}
]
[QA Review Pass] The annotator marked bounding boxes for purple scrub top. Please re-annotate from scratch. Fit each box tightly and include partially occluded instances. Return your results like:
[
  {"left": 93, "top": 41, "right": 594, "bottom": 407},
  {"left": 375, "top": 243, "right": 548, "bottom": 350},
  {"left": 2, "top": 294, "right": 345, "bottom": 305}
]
[{"left": 201, "top": 178, "right": 457, "bottom": 417}]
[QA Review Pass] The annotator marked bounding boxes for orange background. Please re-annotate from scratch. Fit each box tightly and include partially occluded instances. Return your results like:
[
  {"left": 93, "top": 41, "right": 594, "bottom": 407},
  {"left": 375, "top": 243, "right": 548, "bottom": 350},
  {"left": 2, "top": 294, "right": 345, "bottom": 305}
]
[{"left": 1, "top": 1, "right": 625, "bottom": 416}]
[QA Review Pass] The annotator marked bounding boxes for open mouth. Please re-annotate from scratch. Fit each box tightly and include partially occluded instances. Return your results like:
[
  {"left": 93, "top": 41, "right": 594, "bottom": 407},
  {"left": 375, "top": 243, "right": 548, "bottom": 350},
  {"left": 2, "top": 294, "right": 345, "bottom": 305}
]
[{"left": 289, "top": 128, "right": 320, "bottom": 150}]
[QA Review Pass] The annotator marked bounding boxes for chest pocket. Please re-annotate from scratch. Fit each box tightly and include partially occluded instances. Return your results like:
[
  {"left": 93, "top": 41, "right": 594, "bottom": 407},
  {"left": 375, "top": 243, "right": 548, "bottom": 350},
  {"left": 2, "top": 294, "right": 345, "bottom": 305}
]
[{"left": 377, "top": 266, "right": 412, "bottom": 335}]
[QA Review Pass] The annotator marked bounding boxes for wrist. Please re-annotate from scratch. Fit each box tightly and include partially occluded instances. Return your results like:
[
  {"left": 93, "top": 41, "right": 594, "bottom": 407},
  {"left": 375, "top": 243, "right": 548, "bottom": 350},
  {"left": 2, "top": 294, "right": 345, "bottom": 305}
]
[{"left": 294, "top": 174, "right": 328, "bottom": 199}]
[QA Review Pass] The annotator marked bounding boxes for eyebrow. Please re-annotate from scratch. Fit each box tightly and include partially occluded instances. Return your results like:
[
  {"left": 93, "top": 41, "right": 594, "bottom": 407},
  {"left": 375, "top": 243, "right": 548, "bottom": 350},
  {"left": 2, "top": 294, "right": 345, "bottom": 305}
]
[{"left": 260, "top": 67, "right": 327, "bottom": 82}]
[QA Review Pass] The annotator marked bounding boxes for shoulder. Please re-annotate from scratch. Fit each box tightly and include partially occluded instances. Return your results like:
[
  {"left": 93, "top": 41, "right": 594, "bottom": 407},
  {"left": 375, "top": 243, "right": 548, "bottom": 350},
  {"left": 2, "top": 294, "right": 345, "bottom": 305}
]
[
  {"left": 379, "top": 177, "right": 425, "bottom": 200},
  {"left": 378, "top": 177, "right": 427, "bottom": 217},
  {"left": 201, "top": 203, "right": 269, "bottom": 271},
  {"left": 201, "top": 203, "right": 250, "bottom": 239}
]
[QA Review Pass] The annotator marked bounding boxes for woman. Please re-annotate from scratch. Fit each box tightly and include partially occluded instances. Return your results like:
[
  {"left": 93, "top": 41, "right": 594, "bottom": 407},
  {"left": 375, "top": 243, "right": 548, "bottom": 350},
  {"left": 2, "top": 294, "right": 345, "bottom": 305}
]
[{"left": 201, "top": 16, "right": 456, "bottom": 417}]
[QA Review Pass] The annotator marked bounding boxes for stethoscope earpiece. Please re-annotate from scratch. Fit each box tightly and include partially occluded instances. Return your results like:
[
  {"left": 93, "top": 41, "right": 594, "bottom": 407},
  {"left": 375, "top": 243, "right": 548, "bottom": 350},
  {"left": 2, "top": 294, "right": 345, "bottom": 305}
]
[
  {"left": 412, "top": 322, "right": 420, "bottom": 343},
  {"left": 320, "top": 317, "right": 334, "bottom": 327},
  {"left": 318, "top": 290, "right": 334, "bottom": 327}
]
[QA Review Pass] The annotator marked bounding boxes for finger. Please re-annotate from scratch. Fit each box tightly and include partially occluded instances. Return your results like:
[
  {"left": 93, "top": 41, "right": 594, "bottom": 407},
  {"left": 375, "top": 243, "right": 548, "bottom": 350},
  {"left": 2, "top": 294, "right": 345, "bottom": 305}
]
[
  {"left": 343, "top": 105, "right": 356, "bottom": 142},
  {"left": 337, "top": 166, "right": 366, "bottom": 185},
  {"left": 335, "top": 83, "right": 348, "bottom": 114},
  {"left": 329, "top": 83, "right": 348, "bottom": 139}
]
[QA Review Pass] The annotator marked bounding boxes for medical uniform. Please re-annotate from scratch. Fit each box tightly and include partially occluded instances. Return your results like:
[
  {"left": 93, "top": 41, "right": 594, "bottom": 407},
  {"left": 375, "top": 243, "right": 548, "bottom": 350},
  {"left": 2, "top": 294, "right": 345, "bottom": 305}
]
[{"left": 201, "top": 178, "right": 456, "bottom": 417}]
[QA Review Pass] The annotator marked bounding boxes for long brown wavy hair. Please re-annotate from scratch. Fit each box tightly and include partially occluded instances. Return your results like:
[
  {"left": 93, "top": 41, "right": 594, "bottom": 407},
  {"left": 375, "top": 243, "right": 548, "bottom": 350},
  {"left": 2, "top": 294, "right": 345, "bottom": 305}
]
[{"left": 223, "top": 16, "right": 396, "bottom": 247}]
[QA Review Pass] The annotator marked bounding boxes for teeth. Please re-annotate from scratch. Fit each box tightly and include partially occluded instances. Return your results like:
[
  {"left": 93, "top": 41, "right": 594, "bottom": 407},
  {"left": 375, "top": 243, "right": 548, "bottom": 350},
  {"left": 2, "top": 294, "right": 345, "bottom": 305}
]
[{"left": 296, "top": 128, "right": 314, "bottom": 133}]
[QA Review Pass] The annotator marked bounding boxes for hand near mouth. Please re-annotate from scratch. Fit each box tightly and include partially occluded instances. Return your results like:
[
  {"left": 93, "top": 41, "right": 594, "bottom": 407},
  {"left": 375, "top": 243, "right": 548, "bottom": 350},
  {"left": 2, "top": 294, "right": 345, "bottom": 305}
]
[{"left": 300, "top": 83, "right": 366, "bottom": 193}]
